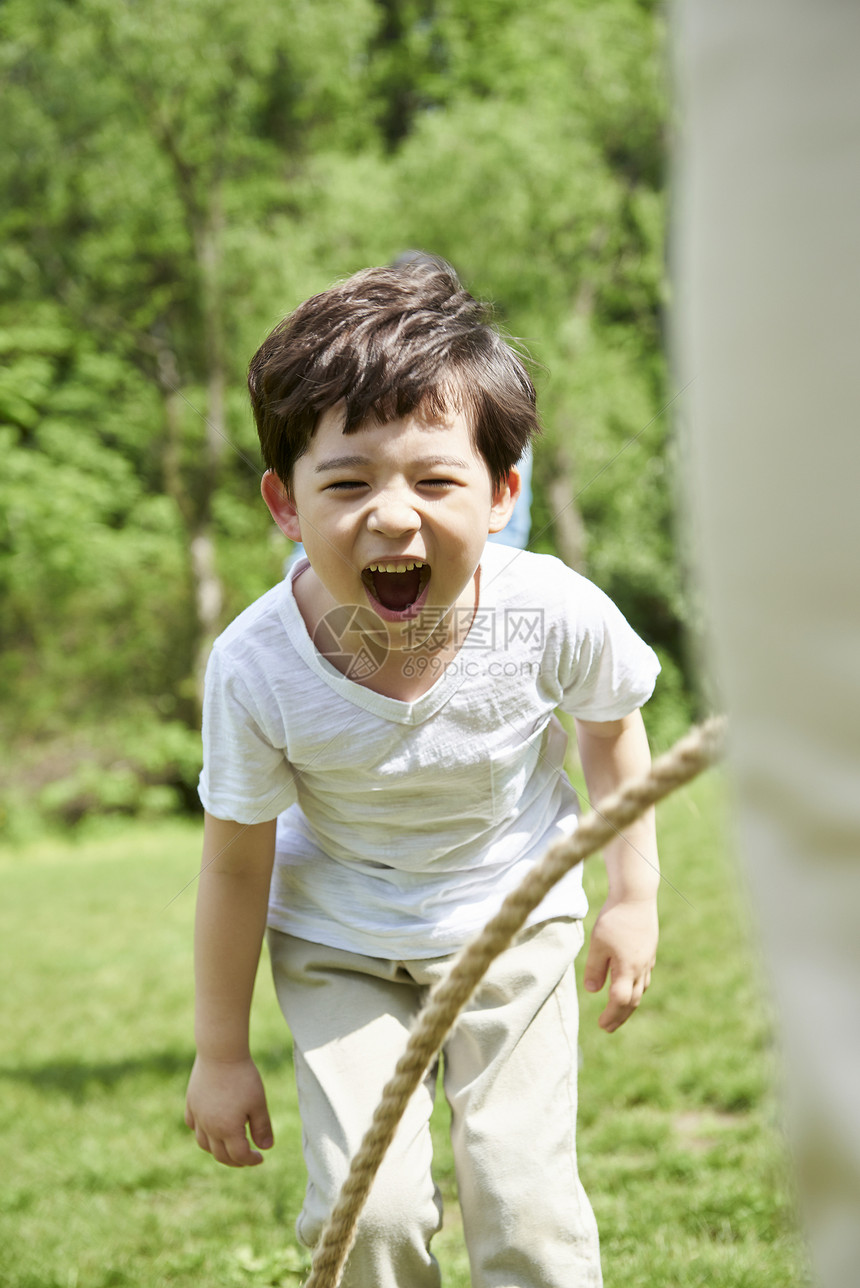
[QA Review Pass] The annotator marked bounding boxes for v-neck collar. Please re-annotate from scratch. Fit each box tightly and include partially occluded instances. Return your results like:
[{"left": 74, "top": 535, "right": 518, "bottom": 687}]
[{"left": 278, "top": 558, "right": 492, "bottom": 726}]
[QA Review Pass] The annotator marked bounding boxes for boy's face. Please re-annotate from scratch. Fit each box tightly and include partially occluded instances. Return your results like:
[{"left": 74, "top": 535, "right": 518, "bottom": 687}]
[{"left": 262, "top": 403, "right": 519, "bottom": 648}]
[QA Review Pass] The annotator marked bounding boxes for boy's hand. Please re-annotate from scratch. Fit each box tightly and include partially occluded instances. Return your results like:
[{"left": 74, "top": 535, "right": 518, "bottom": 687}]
[
  {"left": 185, "top": 1054, "right": 274, "bottom": 1167},
  {"left": 583, "top": 896, "right": 658, "bottom": 1033}
]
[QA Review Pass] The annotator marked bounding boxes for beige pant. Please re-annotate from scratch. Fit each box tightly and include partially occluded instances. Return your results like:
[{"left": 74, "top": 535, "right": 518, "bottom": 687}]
[
  {"left": 267, "top": 918, "right": 601, "bottom": 1288},
  {"left": 674, "top": 3, "right": 860, "bottom": 1284}
]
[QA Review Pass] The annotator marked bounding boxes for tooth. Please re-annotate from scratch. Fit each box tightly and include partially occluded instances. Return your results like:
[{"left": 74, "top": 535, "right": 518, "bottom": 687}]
[{"left": 366, "top": 560, "right": 427, "bottom": 573}]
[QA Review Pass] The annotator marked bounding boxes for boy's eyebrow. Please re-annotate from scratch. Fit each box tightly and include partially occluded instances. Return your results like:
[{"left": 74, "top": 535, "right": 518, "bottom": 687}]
[
  {"left": 315, "top": 454, "right": 374, "bottom": 472},
  {"left": 314, "top": 454, "right": 472, "bottom": 473}
]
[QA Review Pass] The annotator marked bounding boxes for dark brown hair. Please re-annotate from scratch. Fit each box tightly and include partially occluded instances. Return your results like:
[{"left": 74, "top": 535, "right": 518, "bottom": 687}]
[{"left": 247, "top": 253, "right": 539, "bottom": 492}]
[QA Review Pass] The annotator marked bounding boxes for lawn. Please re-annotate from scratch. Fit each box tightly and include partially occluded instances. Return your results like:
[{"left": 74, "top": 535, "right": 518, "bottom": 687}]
[{"left": 0, "top": 771, "right": 811, "bottom": 1287}]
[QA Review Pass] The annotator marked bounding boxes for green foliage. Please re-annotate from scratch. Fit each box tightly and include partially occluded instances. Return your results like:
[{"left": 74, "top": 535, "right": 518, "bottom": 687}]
[{"left": 0, "top": 0, "right": 693, "bottom": 828}]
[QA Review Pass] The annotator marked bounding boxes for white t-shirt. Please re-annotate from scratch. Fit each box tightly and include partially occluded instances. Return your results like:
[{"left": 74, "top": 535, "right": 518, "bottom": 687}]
[{"left": 198, "top": 543, "right": 660, "bottom": 959}]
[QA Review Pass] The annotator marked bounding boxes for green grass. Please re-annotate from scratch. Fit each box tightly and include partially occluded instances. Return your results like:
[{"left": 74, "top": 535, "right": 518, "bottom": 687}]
[{"left": 0, "top": 775, "right": 811, "bottom": 1287}]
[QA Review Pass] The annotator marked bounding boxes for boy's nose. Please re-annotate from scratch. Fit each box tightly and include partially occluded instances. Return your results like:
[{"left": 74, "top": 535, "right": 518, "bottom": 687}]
[{"left": 366, "top": 491, "right": 421, "bottom": 538}]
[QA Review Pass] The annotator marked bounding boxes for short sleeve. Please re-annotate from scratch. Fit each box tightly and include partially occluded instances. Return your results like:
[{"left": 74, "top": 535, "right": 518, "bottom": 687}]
[
  {"left": 558, "top": 575, "right": 661, "bottom": 721},
  {"left": 197, "top": 643, "right": 298, "bottom": 824}
]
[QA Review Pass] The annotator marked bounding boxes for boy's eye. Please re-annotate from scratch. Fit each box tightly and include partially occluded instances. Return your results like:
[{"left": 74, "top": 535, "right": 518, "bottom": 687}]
[{"left": 325, "top": 478, "right": 457, "bottom": 493}]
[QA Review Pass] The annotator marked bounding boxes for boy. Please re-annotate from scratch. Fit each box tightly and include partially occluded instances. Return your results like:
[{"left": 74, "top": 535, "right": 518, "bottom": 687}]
[{"left": 185, "top": 255, "right": 660, "bottom": 1288}]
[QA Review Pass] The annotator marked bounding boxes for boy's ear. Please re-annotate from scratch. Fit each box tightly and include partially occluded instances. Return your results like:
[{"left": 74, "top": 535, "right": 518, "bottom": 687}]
[
  {"left": 488, "top": 468, "right": 522, "bottom": 534},
  {"left": 261, "top": 470, "right": 302, "bottom": 542}
]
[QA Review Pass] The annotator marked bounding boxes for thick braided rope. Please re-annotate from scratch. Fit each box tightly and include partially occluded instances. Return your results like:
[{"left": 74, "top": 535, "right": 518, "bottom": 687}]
[{"left": 304, "top": 715, "right": 727, "bottom": 1288}]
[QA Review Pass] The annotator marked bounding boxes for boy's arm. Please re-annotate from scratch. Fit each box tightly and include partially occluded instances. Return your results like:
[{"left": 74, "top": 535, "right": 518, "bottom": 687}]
[
  {"left": 185, "top": 811, "right": 277, "bottom": 1166},
  {"left": 574, "top": 710, "right": 659, "bottom": 1033}
]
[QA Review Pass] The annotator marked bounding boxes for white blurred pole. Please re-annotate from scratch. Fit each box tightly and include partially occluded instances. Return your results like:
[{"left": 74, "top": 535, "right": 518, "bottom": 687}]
[{"left": 674, "top": 3, "right": 860, "bottom": 1284}]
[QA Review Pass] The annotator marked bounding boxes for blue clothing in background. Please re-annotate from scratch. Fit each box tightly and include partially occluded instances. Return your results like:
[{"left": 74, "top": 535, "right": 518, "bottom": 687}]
[{"left": 487, "top": 444, "right": 532, "bottom": 550}]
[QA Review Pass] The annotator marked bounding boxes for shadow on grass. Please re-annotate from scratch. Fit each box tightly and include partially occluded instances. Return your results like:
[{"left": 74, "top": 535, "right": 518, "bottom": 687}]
[
  {"left": 0, "top": 1049, "right": 195, "bottom": 1100},
  {"left": 0, "top": 1045, "right": 292, "bottom": 1101}
]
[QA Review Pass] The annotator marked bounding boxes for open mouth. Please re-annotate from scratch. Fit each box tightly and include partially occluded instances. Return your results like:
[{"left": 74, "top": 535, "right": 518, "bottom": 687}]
[{"left": 361, "top": 560, "right": 432, "bottom": 620}]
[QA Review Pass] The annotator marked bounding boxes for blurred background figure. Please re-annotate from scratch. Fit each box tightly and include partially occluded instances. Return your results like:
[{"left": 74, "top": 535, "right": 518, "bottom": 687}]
[
  {"left": 488, "top": 442, "right": 532, "bottom": 550},
  {"left": 673, "top": 3, "right": 860, "bottom": 1286}
]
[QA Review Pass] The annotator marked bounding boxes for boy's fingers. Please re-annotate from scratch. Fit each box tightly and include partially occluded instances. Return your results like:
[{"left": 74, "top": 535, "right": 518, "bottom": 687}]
[
  {"left": 189, "top": 1118, "right": 263, "bottom": 1167},
  {"left": 249, "top": 1109, "right": 275, "bottom": 1151},
  {"left": 210, "top": 1137, "right": 240, "bottom": 1167},
  {"left": 633, "top": 968, "right": 651, "bottom": 1001},
  {"left": 600, "top": 967, "right": 651, "bottom": 1030},
  {"left": 210, "top": 1130, "right": 261, "bottom": 1168},
  {"left": 604, "top": 981, "right": 634, "bottom": 1026},
  {"left": 600, "top": 997, "right": 633, "bottom": 1031},
  {"left": 583, "top": 944, "right": 610, "bottom": 993},
  {"left": 224, "top": 1117, "right": 269, "bottom": 1166},
  {"left": 610, "top": 967, "right": 636, "bottom": 1004},
  {"left": 194, "top": 1125, "right": 212, "bottom": 1154},
  {"left": 225, "top": 1138, "right": 263, "bottom": 1166}
]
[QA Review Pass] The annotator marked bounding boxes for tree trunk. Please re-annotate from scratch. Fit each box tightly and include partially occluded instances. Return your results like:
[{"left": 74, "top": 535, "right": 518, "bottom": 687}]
[
  {"left": 152, "top": 194, "right": 228, "bottom": 720},
  {"left": 544, "top": 259, "right": 605, "bottom": 574},
  {"left": 546, "top": 439, "right": 588, "bottom": 573},
  {"left": 189, "top": 526, "right": 223, "bottom": 704},
  {"left": 189, "top": 198, "right": 227, "bottom": 715}
]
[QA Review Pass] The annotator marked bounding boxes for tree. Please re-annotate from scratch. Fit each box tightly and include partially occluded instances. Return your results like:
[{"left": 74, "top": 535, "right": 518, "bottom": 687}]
[
  {"left": 378, "top": 0, "right": 688, "bottom": 740},
  {"left": 1, "top": 0, "right": 383, "bottom": 714},
  {"left": 0, "top": 0, "right": 686, "bottom": 829}
]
